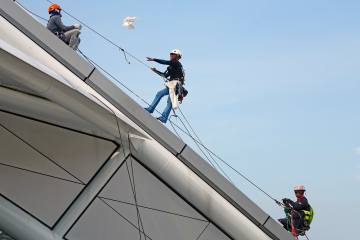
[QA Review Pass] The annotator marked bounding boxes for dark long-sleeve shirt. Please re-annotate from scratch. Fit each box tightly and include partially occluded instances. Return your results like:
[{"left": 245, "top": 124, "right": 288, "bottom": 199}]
[
  {"left": 47, "top": 14, "right": 74, "bottom": 34},
  {"left": 288, "top": 197, "right": 310, "bottom": 211},
  {"left": 153, "top": 59, "right": 184, "bottom": 81}
]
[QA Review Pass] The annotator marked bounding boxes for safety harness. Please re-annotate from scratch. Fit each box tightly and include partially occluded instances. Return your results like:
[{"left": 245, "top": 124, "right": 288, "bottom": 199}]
[
  {"left": 176, "top": 67, "right": 188, "bottom": 104},
  {"left": 284, "top": 206, "right": 314, "bottom": 238}
]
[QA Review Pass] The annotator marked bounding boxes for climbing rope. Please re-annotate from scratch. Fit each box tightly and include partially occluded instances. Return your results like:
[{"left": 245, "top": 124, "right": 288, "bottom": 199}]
[
  {"left": 174, "top": 112, "right": 234, "bottom": 183},
  {"left": 168, "top": 115, "right": 183, "bottom": 141},
  {"left": 80, "top": 24, "right": 277, "bottom": 204},
  {"left": 126, "top": 134, "right": 148, "bottom": 240},
  {"left": 17, "top": 0, "right": 238, "bottom": 184},
  {"left": 44, "top": 0, "right": 152, "bottom": 68},
  {"left": 177, "top": 107, "right": 234, "bottom": 183},
  {"left": 15, "top": 1, "right": 48, "bottom": 22},
  {"left": 88, "top": 92, "right": 148, "bottom": 240},
  {"left": 125, "top": 157, "right": 147, "bottom": 240},
  {"left": 19, "top": 0, "right": 283, "bottom": 208},
  {"left": 11, "top": 2, "right": 317, "bottom": 240},
  {"left": 277, "top": 203, "right": 312, "bottom": 240},
  {"left": 80, "top": 48, "right": 230, "bottom": 180}
]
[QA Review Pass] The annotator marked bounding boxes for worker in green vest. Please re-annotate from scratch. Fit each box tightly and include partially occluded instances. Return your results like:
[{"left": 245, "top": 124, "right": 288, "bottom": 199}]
[{"left": 278, "top": 185, "right": 314, "bottom": 236}]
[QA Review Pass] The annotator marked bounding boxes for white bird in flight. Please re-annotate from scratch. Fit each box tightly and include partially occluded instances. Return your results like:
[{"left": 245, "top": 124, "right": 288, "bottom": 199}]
[{"left": 123, "top": 16, "right": 136, "bottom": 30}]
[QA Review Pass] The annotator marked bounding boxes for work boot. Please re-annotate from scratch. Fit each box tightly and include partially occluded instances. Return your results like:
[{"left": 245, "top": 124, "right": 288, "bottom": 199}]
[
  {"left": 157, "top": 116, "right": 166, "bottom": 123},
  {"left": 144, "top": 107, "right": 154, "bottom": 113}
]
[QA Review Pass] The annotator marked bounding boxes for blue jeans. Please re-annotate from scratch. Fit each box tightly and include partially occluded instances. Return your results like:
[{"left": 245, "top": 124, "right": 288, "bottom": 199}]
[{"left": 145, "top": 87, "right": 172, "bottom": 123}]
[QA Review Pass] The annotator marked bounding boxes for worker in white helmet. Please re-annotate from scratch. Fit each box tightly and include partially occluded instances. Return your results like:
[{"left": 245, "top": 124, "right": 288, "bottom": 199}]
[
  {"left": 278, "top": 185, "right": 314, "bottom": 237},
  {"left": 145, "top": 49, "right": 185, "bottom": 123}
]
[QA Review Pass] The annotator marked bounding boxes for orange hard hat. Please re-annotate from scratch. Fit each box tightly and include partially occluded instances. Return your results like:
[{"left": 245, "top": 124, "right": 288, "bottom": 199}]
[{"left": 48, "top": 3, "right": 62, "bottom": 13}]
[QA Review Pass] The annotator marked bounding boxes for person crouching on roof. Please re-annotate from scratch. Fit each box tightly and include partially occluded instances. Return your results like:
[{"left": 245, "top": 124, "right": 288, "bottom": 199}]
[
  {"left": 278, "top": 185, "right": 314, "bottom": 236},
  {"left": 47, "top": 3, "right": 81, "bottom": 50},
  {"left": 145, "top": 49, "right": 184, "bottom": 123}
]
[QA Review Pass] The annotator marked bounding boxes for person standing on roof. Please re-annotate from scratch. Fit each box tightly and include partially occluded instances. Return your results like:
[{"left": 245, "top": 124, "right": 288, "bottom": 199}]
[
  {"left": 145, "top": 49, "right": 185, "bottom": 123},
  {"left": 46, "top": 3, "right": 81, "bottom": 50},
  {"left": 278, "top": 185, "right": 314, "bottom": 236}
]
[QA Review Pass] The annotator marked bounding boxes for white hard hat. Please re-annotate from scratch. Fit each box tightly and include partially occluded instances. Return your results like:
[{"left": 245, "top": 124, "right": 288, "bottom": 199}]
[
  {"left": 170, "top": 49, "right": 182, "bottom": 58},
  {"left": 294, "top": 185, "right": 306, "bottom": 191}
]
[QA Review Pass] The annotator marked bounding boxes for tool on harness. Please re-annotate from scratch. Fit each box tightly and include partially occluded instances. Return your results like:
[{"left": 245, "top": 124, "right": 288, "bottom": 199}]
[
  {"left": 24, "top": 4, "right": 307, "bottom": 226},
  {"left": 281, "top": 203, "right": 314, "bottom": 237},
  {"left": 167, "top": 80, "right": 188, "bottom": 107},
  {"left": 177, "top": 66, "right": 188, "bottom": 103},
  {"left": 178, "top": 84, "right": 188, "bottom": 103},
  {"left": 157, "top": 62, "right": 188, "bottom": 105},
  {"left": 277, "top": 185, "right": 314, "bottom": 238}
]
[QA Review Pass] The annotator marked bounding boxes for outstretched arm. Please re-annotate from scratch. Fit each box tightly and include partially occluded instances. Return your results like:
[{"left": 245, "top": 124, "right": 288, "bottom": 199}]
[
  {"left": 154, "top": 59, "right": 172, "bottom": 65},
  {"left": 147, "top": 57, "right": 172, "bottom": 65}
]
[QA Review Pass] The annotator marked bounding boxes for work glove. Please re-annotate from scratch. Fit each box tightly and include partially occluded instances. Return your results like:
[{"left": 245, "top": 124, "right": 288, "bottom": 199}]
[
  {"left": 73, "top": 23, "right": 82, "bottom": 30},
  {"left": 282, "top": 198, "right": 290, "bottom": 204}
]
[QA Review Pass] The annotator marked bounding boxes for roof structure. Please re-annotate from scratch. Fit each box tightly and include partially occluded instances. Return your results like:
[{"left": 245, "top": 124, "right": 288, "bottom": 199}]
[{"left": 0, "top": 1, "right": 293, "bottom": 240}]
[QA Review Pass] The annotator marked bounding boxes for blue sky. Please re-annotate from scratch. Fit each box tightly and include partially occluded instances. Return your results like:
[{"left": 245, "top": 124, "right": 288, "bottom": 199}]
[{"left": 21, "top": 0, "right": 360, "bottom": 239}]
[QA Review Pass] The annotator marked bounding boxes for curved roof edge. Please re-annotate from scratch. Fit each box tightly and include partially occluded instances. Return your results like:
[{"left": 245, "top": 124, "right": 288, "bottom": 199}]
[{"left": 0, "top": 1, "right": 293, "bottom": 239}]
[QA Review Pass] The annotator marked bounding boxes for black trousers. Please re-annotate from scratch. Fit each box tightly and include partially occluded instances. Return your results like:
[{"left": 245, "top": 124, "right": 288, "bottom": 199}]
[
  {"left": 279, "top": 218, "right": 290, "bottom": 231},
  {"left": 279, "top": 211, "right": 305, "bottom": 231}
]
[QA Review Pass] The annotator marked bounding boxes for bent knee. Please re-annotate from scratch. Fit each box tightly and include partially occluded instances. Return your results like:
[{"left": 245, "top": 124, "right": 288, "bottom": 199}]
[{"left": 69, "top": 29, "right": 81, "bottom": 36}]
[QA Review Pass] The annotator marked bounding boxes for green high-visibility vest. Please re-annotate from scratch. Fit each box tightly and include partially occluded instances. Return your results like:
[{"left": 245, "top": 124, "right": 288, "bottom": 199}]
[{"left": 302, "top": 206, "right": 314, "bottom": 225}]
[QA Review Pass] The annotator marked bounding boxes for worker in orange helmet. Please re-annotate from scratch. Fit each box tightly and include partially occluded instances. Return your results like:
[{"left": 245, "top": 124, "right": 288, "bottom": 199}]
[
  {"left": 46, "top": 3, "right": 81, "bottom": 50},
  {"left": 278, "top": 185, "right": 314, "bottom": 237}
]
